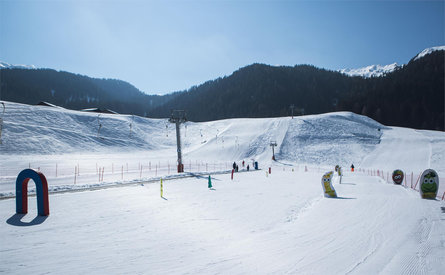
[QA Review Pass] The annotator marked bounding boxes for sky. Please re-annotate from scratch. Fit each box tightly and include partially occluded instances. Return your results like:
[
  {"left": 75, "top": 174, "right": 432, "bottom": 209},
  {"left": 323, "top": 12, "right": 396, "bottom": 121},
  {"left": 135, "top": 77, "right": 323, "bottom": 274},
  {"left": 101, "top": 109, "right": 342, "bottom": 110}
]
[{"left": 0, "top": 0, "right": 444, "bottom": 95}]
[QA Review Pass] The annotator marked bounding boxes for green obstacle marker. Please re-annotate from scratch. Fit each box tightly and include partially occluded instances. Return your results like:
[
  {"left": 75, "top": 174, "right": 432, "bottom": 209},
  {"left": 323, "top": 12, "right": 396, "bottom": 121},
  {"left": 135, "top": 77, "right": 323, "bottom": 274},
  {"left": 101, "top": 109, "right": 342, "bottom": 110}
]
[
  {"left": 419, "top": 169, "right": 439, "bottom": 199},
  {"left": 208, "top": 175, "right": 212, "bottom": 189}
]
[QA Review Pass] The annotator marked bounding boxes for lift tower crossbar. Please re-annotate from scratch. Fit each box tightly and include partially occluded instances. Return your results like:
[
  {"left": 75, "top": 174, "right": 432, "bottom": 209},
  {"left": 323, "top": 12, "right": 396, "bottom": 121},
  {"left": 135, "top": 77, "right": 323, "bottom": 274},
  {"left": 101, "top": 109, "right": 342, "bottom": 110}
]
[{"left": 169, "top": 110, "right": 187, "bottom": 173}]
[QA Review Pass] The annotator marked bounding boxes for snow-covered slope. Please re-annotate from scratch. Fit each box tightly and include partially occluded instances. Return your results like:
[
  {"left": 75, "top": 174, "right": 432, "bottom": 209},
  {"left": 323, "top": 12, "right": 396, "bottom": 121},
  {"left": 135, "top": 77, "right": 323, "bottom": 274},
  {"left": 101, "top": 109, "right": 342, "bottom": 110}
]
[
  {"left": 1, "top": 167, "right": 444, "bottom": 274},
  {"left": 1, "top": 100, "right": 444, "bottom": 273},
  {"left": 339, "top": 45, "right": 445, "bottom": 78},
  {"left": 414, "top": 45, "right": 445, "bottom": 61},
  {"left": 0, "top": 61, "right": 36, "bottom": 69},
  {"left": 339, "top": 63, "right": 399, "bottom": 78},
  {"left": 0, "top": 100, "right": 444, "bottom": 195}
]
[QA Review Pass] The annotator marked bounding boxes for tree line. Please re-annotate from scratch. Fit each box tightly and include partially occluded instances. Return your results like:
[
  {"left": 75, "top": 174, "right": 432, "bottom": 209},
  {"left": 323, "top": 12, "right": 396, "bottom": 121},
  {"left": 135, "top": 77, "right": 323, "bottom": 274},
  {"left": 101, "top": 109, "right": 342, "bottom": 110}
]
[{"left": 0, "top": 50, "right": 443, "bottom": 130}]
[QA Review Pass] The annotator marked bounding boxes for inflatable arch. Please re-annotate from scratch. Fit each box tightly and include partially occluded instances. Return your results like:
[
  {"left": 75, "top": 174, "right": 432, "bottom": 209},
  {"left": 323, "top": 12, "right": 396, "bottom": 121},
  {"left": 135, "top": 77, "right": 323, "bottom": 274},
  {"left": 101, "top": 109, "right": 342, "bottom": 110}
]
[{"left": 16, "top": 169, "right": 49, "bottom": 216}]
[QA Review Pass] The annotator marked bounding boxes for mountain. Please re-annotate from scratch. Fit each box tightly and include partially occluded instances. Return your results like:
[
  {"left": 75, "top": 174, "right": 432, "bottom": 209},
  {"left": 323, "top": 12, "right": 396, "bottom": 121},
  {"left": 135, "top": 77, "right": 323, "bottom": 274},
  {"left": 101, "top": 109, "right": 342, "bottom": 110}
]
[
  {"left": 338, "top": 46, "right": 445, "bottom": 77},
  {"left": 338, "top": 63, "right": 400, "bottom": 78},
  {"left": 414, "top": 45, "right": 445, "bottom": 61},
  {"left": 148, "top": 48, "right": 444, "bottom": 130},
  {"left": 0, "top": 68, "right": 175, "bottom": 116},
  {"left": 1, "top": 46, "right": 443, "bottom": 130},
  {"left": 0, "top": 61, "right": 36, "bottom": 70}
]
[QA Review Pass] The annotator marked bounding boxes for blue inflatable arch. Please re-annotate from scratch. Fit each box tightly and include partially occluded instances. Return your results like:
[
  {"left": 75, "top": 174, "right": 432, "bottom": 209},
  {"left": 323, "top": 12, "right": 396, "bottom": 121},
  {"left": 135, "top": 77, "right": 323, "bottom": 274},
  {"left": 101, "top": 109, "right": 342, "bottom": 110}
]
[{"left": 16, "top": 169, "right": 50, "bottom": 216}]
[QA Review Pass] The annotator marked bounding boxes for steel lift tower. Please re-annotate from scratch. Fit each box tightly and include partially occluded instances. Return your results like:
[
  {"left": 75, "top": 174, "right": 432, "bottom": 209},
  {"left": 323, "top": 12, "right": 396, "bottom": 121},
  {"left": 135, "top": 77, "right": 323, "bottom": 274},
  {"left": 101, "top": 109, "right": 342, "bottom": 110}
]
[
  {"left": 169, "top": 110, "right": 187, "bottom": 172},
  {"left": 270, "top": 141, "right": 278, "bottom": 161}
]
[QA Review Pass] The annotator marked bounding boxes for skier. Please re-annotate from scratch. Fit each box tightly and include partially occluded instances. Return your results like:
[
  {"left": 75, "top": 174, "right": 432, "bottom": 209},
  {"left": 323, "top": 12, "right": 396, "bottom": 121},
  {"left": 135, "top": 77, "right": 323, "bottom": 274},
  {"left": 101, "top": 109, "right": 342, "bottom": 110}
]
[
  {"left": 236, "top": 165, "right": 239, "bottom": 172},
  {"left": 242, "top": 160, "right": 245, "bottom": 167},
  {"left": 233, "top": 161, "right": 237, "bottom": 170},
  {"left": 247, "top": 164, "right": 250, "bottom": 171},
  {"left": 351, "top": 164, "right": 355, "bottom": 172}
]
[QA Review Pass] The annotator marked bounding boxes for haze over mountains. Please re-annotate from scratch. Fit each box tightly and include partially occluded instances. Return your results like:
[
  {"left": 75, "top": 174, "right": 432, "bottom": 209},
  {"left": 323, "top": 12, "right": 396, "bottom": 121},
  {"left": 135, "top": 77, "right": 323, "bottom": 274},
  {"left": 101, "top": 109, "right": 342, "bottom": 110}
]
[{"left": 0, "top": 46, "right": 443, "bottom": 130}]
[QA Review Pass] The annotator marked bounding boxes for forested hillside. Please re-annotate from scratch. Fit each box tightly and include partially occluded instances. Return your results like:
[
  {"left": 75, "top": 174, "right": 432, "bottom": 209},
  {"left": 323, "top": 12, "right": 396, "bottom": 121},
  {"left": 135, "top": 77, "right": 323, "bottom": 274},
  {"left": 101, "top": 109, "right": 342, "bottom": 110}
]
[
  {"left": 0, "top": 50, "right": 443, "bottom": 130},
  {"left": 0, "top": 69, "right": 175, "bottom": 116},
  {"left": 149, "top": 51, "right": 444, "bottom": 130}
]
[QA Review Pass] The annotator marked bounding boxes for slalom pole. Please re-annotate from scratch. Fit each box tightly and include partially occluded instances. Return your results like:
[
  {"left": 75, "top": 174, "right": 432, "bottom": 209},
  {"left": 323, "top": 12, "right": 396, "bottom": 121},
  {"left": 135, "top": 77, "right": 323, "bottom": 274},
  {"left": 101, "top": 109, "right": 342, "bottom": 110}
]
[
  {"left": 413, "top": 173, "right": 421, "bottom": 190},
  {"left": 160, "top": 178, "right": 163, "bottom": 197}
]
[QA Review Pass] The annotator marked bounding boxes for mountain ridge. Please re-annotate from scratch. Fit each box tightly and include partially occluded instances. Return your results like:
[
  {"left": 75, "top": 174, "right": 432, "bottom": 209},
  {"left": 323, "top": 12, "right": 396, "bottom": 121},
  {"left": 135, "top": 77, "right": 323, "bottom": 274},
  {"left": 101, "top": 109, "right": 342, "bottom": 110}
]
[{"left": 0, "top": 46, "right": 443, "bottom": 130}]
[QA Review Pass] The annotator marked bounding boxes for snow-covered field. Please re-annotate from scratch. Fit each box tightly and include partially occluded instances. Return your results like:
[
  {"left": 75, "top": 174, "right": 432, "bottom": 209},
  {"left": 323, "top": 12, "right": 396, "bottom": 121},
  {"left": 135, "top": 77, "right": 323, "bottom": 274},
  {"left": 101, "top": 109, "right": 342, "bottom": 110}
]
[{"left": 1, "top": 101, "right": 444, "bottom": 273}]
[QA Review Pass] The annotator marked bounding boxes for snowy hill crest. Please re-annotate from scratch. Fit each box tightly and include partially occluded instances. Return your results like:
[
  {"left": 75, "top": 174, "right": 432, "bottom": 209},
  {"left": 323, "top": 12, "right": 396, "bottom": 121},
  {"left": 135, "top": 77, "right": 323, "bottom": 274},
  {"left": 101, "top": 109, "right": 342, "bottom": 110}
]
[
  {"left": 0, "top": 61, "right": 36, "bottom": 70},
  {"left": 339, "top": 63, "right": 400, "bottom": 78},
  {"left": 339, "top": 45, "right": 445, "bottom": 78},
  {"left": 414, "top": 45, "right": 445, "bottom": 61}
]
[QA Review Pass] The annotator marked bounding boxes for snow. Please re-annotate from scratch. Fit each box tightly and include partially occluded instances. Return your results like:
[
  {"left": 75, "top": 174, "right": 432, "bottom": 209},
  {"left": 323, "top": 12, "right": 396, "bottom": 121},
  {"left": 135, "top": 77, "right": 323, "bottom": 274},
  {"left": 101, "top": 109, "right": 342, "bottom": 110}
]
[
  {"left": 339, "top": 63, "right": 399, "bottom": 78},
  {"left": 0, "top": 61, "right": 36, "bottom": 69},
  {"left": 339, "top": 45, "right": 445, "bottom": 78},
  {"left": 0, "top": 100, "right": 444, "bottom": 273},
  {"left": 1, "top": 170, "right": 444, "bottom": 274},
  {"left": 414, "top": 45, "right": 445, "bottom": 61}
]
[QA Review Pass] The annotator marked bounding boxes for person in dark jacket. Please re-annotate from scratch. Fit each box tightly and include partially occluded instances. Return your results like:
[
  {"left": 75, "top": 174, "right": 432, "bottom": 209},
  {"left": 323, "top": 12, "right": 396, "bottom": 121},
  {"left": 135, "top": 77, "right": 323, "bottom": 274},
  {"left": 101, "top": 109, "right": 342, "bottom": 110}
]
[
  {"left": 233, "top": 162, "right": 236, "bottom": 170},
  {"left": 351, "top": 164, "right": 355, "bottom": 172}
]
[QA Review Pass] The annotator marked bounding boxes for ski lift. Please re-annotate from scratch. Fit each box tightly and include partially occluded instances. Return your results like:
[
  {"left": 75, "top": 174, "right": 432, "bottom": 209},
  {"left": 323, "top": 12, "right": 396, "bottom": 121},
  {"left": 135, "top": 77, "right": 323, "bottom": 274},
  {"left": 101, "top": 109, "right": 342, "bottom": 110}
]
[
  {"left": 0, "top": 102, "right": 5, "bottom": 144},
  {"left": 97, "top": 114, "right": 102, "bottom": 138},
  {"left": 129, "top": 115, "right": 134, "bottom": 137}
]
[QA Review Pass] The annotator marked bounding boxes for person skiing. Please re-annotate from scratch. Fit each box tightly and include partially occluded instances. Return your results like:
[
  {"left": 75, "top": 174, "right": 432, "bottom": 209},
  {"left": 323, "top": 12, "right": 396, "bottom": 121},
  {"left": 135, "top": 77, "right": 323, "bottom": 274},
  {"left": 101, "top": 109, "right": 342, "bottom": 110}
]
[
  {"left": 242, "top": 160, "right": 245, "bottom": 167},
  {"left": 351, "top": 164, "right": 355, "bottom": 172},
  {"left": 247, "top": 164, "right": 250, "bottom": 171},
  {"left": 236, "top": 165, "right": 239, "bottom": 172},
  {"left": 233, "top": 162, "right": 237, "bottom": 170}
]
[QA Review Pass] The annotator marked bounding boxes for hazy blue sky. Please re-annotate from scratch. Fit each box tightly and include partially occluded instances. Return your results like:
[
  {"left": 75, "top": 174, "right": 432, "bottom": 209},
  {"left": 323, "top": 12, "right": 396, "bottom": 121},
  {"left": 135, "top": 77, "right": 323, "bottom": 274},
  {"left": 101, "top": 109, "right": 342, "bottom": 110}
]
[{"left": 1, "top": 0, "right": 444, "bottom": 94}]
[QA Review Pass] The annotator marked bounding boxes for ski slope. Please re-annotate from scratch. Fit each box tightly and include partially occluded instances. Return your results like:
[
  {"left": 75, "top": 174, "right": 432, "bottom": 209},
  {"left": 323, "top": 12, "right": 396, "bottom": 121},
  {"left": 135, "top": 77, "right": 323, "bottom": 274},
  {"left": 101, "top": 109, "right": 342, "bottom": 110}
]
[
  {"left": 1, "top": 101, "right": 443, "bottom": 195},
  {"left": 0, "top": 101, "right": 444, "bottom": 273},
  {"left": 1, "top": 170, "right": 444, "bottom": 274}
]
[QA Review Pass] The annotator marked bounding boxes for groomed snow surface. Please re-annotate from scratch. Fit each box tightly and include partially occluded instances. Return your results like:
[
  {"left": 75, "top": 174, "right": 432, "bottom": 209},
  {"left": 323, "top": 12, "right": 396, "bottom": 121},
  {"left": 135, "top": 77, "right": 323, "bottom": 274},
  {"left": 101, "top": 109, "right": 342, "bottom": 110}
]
[{"left": 1, "top": 101, "right": 444, "bottom": 274}]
